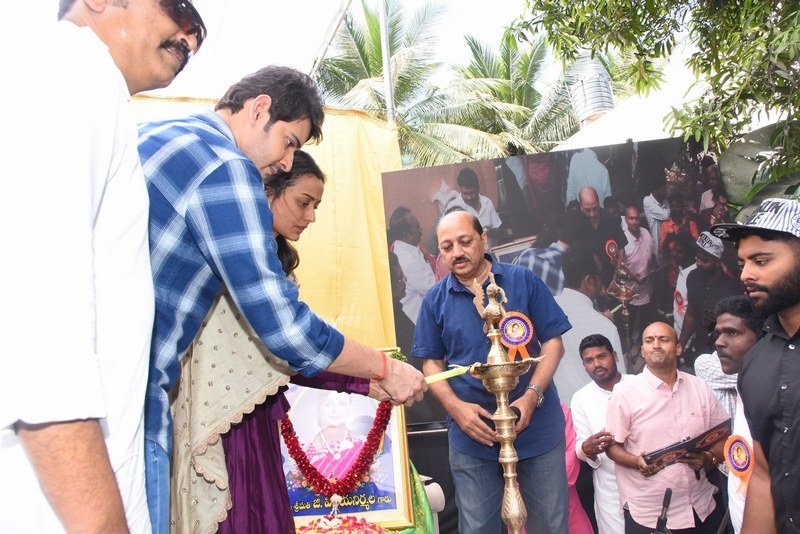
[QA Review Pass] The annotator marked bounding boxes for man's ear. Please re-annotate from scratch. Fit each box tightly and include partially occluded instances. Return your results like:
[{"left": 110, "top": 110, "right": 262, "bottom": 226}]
[
  {"left": 676, "top": 342, "right": 683, "bottom": 357},
  {"left": 80, "top": 0, "right": 109, "bottom": 14},
  {"left": 612, "top": 351, "right": 619, "bottom": 362},
  {"left": 250, "top": 94, "right": 272, "bottom": 124}
]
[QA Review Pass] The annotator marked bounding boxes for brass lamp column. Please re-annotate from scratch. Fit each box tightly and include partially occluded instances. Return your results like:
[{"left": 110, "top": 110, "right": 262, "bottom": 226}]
[{"left": 468, "top": 274, "right": 542, "bottom": 534}]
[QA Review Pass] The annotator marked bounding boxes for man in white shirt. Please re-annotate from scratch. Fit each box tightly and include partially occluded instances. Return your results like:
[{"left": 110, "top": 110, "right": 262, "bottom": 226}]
[
  {"left": 674, "top": 262, "right": 698, "bottom": 339},
  {"left": 388, "top": 206, "right": 437, "bottom": 324},
  {"left": 642, "top": 178, "right": 670, "bottom": 262},
  {"left": 0, "top": 1, "right": 205, "bottom": 532},
  {"left": 571, "top": 333, "right": 631, "bottom": 534},
  {"left": 445, "top": 167, "right": 503, "bottom": 232},
  {"left": 709, "top": 296, "right": 763, "bottom": 533},
  {"left": 555, "top": 245, "right": 625, "bottom": 405},
  {"left": 565, "top": 148, "right": 612, "bottom": 206}
]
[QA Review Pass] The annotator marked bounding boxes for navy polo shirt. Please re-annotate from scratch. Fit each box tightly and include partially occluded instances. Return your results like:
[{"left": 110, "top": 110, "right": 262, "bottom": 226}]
[{"left": 412, "top": 256, "right": 571, "bottom": 460}]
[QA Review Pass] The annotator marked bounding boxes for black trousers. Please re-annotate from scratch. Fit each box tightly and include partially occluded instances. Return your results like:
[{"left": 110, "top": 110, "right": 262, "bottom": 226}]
[{"left": 624, "top": 499, "right": 723, "bottom": 534}]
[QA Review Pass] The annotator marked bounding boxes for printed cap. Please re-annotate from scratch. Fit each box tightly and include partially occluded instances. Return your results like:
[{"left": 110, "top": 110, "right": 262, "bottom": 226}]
[
  {"left": 696, "top": 231, "right": 723, "bottom": 259},
  {"left": 711, "top": 198, "right": 800, "bottom": 241}
]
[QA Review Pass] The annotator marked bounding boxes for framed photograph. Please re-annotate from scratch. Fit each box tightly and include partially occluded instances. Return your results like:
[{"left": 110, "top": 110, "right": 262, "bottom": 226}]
[{"left": 279, "top": 352, "right": 414, "bottom": 530}]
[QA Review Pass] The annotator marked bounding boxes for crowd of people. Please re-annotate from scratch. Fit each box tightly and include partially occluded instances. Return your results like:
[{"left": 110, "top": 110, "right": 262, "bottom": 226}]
[
  {"left": 3, "top": 2, "right": 799, "bottom": 534},
  {"left": 410, "top": 201, "right": 800, "bottom": 534}
]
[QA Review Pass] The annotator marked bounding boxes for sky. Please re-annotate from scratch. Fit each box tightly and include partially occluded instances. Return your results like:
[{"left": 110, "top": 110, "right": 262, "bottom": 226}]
[{"left": 25, "top": 0, "right": 526, "bottom": 98}]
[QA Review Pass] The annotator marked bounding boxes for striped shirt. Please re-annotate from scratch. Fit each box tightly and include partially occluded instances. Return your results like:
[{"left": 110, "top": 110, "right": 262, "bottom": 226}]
[{"left": 139, "top": 111, "right": 344, "bottom": 453}]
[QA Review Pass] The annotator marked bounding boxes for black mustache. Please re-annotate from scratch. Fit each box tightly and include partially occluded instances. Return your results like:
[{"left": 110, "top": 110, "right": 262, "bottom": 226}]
[
  {"left": 162, "top": 39, "right": 190, "bottom": 73},
  {"left": 745, "top": 284, "right": 768, "bottom": 293}
]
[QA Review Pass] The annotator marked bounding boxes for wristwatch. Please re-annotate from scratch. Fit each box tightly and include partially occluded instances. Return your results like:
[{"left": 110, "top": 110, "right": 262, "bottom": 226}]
[{"left": 526, "top": 384, "right": 544, "bottom": 408}]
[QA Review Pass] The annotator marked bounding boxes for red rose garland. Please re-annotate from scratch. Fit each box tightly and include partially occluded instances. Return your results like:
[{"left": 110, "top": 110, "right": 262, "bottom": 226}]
[{"left": 280, "top": 400, "right": 393, "bottom": 499}]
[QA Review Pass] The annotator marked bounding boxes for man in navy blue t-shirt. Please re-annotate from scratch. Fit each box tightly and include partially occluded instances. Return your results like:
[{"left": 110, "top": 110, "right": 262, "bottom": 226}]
[{"left": 413, "top": 211, "right": 572, "bottom": 533}]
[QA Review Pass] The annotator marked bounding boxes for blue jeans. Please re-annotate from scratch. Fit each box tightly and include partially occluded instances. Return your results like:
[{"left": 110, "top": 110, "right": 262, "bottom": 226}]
[
  {"left": 449, "top": 440, "right": 569, "bottom": 534},
  {"left": 145, "top": 439, "right": 171, "bottom": 534}
]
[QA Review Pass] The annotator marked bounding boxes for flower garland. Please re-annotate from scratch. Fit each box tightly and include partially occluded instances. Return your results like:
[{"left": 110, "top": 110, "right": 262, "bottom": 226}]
[
  {"left": 280, "top": 351, "right": 406, "bottom": 505},
  {"left": 280, "top": 400, "right": 392, "bottom": 498}
]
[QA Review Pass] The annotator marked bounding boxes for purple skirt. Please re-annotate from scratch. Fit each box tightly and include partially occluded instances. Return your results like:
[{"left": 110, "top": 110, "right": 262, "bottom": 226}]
[{"left": 219, "top": 391, "right": 296, "bottom": 534}]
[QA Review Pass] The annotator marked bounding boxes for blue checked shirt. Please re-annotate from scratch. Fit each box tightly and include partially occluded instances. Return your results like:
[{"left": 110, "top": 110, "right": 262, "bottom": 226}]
[
  {"left": 139, "top": 111, "right": 344, "bottom": 453},
  {"left": 513, "top": 242, "right": 567, "bottom": 296}
]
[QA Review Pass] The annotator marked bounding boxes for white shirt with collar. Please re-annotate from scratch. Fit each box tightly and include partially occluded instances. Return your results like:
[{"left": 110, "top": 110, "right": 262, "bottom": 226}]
[
  {"left": 572, "top": 374, "right": 633, "bottom": 534},
  {"left": 553, "top": 288, "right": 625, "bottom": 405},
  {"left": 392, "top": 240, "right": 436, "bottom": 324},
  {"left": 1, "top": 21, "right": 153, "bottom": 533}
]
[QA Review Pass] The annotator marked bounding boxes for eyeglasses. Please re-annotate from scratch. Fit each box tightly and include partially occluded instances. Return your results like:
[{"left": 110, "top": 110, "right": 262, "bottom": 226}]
[{"left": 159, "top": 0, "right": 207, "bottom": 53}]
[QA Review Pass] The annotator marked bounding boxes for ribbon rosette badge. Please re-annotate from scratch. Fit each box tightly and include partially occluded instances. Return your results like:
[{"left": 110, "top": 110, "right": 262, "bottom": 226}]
[
  {"left": 724, "top": 434, "right": 753, "bottom": 494},
  {"left": 605, "top": 239, "right": 619, "bottom": 263},
  {"left": 499, "top": 312, "right": 534, "bottom": 361}
]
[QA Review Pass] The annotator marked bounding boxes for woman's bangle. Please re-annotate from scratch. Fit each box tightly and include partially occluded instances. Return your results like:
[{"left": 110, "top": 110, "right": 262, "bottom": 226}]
[{"left": 374, "top": 352, "right": 388, "bottom": 381}]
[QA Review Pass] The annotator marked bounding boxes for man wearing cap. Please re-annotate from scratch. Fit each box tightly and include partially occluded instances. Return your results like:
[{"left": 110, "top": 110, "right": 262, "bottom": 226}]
[
  {"left": 678, "top": 231, "right": 743, "bottom": 366},
  {"left": 711, "top": 198, "right": 800, "bottom": 533},
  {"left": 0, "top": 1, "right": 205, "bottom": 532}
]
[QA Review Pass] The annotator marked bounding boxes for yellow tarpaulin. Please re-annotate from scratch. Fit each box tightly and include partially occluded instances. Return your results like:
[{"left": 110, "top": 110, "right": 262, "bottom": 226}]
[{"left": 132, "top": 97, "right": 401, "bottom": 348}]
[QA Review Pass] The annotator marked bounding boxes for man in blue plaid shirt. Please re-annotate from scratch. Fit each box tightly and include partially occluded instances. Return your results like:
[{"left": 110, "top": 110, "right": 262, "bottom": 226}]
[
  {"left": 514, "top": 212, "right": 589, "bottom": 296},
  {"left": 138, "top": 66, "right": 426, "bottom": 532}
]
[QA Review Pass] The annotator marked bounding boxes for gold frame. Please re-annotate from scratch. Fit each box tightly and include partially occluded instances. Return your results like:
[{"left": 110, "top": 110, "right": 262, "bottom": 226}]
[{"left": 280, "top": 348, "right": 414, "bottom": 530}]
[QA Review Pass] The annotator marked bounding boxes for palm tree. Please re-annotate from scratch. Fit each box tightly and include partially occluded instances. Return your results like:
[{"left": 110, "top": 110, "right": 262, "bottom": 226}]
[
  {"left": 450, "top": 30, "right": 578, "bottom": 153},
  {"left": 315, "top": 0, "right": 513, "bottom": 167}
]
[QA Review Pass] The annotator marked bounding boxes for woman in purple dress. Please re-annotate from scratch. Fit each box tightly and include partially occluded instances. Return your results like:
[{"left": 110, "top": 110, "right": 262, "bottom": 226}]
[{"left": 169, "top": 152, "right": 384, "bottom": 533}]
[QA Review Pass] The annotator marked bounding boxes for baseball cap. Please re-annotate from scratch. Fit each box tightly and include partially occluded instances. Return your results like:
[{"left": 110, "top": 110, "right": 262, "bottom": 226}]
[
  {"left": 711, "top": 198, "right": 800, "bottom": 241},
  {"left": 695, "top": 231, "right": 723, "bottom": 259}
]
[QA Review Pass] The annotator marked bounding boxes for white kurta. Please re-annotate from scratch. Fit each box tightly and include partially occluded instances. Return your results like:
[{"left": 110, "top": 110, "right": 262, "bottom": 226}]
[
  {"left": 553, "top": 288, "right": 625, "bottom": 405},
  {"left": 0, "top": 21, "right": 153, "bottom": 533},
  {"left": 392, "top": 240, "right": 436, "bottom": 324},
  {"left": 571, "top": 375, "right": 633, "bottom": 534},
  {"left": 673, "top": 264, "right": 698, "bottom": 338}
]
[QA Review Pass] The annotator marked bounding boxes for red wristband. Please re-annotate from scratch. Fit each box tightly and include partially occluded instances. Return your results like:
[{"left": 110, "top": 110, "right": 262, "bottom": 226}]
[{"left": 374, "top": 352, "right": 388, "bottom": 381}]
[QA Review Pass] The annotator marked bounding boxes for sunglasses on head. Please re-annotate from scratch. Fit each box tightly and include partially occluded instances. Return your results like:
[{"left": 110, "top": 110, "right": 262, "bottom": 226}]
[{"left": 159, "top": 0, "right": 207, "bottom": 52}]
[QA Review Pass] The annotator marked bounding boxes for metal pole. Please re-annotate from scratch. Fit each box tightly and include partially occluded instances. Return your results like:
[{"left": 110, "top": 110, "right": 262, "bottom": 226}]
[
  {"left": 309, "top": 0, "right": 353, "bottom": 79},
  {"left": 377, "top": 0, "right": 396, "bottom": 123}
]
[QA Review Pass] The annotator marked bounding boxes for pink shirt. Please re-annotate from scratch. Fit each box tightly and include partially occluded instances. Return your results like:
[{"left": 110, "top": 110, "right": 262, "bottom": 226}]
[
  {"left": 606, "top": 367, "right": 729, "bottom": 529},
  {"left": 563, "top": 404, "right": 594, "bottom": 534}
]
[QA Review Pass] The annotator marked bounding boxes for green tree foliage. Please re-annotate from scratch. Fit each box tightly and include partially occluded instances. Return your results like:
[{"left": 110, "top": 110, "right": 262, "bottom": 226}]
[
  {"left": 450, "top": 30, "right": 578, "bottom": 154},
  {"left": 315, "top": 0, "right": 512, "bottom": 167},
  {"left": 516, "top": 0, "right": 800, "bottom": 200}
]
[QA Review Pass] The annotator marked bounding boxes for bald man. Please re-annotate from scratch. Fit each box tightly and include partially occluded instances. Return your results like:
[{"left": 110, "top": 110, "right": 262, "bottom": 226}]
[
  {"left": 605, "top": 322, "right": 729, "bottom": 533},
  {"left": 413, "top": 211, "right": 572, "bottom": 533},
  {"left": 579, "top": 187, "right": 627, "bottom": 285}
]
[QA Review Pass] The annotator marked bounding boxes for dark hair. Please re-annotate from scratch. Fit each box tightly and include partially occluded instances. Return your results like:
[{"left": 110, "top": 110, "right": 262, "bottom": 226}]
[
  {"left": 58, "top": 0, "right": 77, "bottom": 19},
  {"left": 733, "top": 228, "right": 800, "bottom": 248},
  {"left": 215, "top": 66, "right": 325, "bottom": 143},
  {"left": 562, "top": 244, "right": 600, "bottom": 289},
  {"left": 457, "top": 168, "right": 480, "bottom": 189},
  {"left": 650, "top": 175, "right": 666, "bottom": 192},
  {"left": 714, "top": 295, "right": 765, "bottom": 335},
  {"left": 625, "top": 203, "right": 642, "bottom": 214},
  {"left": 266, "top": 150, "right": 325, "bottom": 275},
  {"left": 558, "top": 211, "right": 591, "bottom": 246},
  {"left": 389, "top": 207, "right": 413, "bottom": 243},
  {"left": 579, "top": 334, "right": 614, "bottom": 357},
  {"left": 701, "top": 155, "right": 716, "bottom": 169}
]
